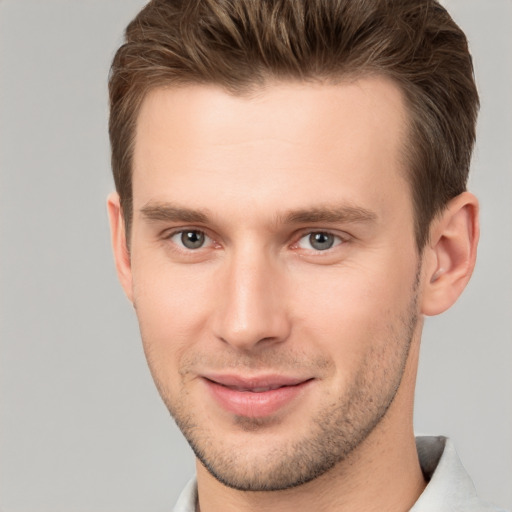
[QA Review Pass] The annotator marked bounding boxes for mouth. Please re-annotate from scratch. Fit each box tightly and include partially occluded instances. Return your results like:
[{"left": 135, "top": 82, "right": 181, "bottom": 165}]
[
  {"left": 225, "top": 384, "right": 289, "bottom": 392},
  {"left": 201, "top": 374, "right": 313, "bottom": 418}
]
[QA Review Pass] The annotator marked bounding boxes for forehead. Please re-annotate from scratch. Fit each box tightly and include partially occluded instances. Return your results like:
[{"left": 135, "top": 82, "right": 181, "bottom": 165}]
[
  {"left": 132, "top": 78, "right": 410, "bottom": 223},
  {"left": 134, "top": 77, "right": 408, "bottom": 152}
]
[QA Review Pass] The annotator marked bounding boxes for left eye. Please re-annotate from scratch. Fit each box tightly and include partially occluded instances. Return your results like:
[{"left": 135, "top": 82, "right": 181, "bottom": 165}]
[
  {"left": 170, "top": 230, "right": 210, "bottom": 250},
  {"left": 297, "top": 232, "right": 342, "bottom": 251}
]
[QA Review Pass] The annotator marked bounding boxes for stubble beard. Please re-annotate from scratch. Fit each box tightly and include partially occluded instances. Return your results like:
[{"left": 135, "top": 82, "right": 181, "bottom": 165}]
[{"left": 143, "top": 289, "right": 419, "bottom": 492}]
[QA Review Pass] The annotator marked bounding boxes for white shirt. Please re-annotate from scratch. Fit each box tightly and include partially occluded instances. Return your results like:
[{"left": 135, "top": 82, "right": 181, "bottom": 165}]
[{"left": 173, "top": 436, "right": 506, "bottom": 511}]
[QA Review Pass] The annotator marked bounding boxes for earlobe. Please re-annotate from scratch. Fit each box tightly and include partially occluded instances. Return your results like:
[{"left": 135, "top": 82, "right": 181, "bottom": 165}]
[
  {"left": 421, "top": 192, "right": 479, "bottom": 316},
  {"left": 107, "top": 192, "right": 134, "bottom": 303}
]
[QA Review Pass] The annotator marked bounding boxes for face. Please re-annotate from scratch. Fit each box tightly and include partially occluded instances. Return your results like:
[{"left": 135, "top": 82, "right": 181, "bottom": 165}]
[{"left": 121, "top": 78, "right": 423, "bottom": 491}]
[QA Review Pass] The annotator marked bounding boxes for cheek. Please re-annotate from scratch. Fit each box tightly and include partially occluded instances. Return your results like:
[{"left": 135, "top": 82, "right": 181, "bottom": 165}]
[
  {"left": 131, "top": 260, "right": 215, "bottom": 376},
  {"left": 290, "top": 257, "right": 417, "bottom": 359}
]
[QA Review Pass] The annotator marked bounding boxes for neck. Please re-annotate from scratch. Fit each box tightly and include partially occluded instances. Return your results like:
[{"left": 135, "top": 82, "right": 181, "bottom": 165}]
[{"left": 196, "top": 338, "right": 426, "bottom": 512}]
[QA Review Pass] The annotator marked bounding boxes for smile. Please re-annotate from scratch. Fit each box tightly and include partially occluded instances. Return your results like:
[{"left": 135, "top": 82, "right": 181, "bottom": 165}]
[
  {"left": 233, "top": 386, "right": 281, "bottom": 392},
  {"left": 218, "top": 383, "right": 291, "bottom": 393},
  {"left": 202, "top": 374, "right": 313, "bottom": 418}
]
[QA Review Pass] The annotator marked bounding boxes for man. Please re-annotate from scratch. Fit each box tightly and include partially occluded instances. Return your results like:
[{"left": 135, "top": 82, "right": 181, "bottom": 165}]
[{"left": 106, "top": 1, "right": 503, "bottom": 510}]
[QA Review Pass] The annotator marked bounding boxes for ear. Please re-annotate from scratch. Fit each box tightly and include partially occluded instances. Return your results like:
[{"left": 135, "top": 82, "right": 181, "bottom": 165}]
[
  {"left": 107, "top": 192, "right": 134, "bottom": 303},
  {"left": 421, "top": 192, "right": 479, "bottom": 316}
]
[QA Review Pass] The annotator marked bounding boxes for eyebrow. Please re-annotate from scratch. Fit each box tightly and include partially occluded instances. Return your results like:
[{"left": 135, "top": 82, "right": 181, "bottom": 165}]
[
  {"left": 282, "top": 206, "right": 377, "bottom": 225},
  {"left": 139, "top": 202, "right": 377, "bottom": 226},
  {"left": 140, "top": 203, "right": 209, "bottom": 224}
]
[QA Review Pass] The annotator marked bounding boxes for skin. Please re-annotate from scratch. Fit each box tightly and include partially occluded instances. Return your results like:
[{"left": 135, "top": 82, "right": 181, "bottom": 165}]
[{"left": 108, "top": 77, "right": 479, "bottom": 512}]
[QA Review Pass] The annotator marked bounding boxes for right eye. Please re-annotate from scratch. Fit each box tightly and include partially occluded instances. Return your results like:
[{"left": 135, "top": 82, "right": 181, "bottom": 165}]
[{"left": 169, "top": 230, "right": 210, "bottom": 250}]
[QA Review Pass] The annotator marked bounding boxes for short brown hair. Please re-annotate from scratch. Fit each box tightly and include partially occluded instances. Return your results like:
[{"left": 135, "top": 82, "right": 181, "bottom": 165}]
[{"left": 109, "top": 0, "right": 479, "bottom": 249}]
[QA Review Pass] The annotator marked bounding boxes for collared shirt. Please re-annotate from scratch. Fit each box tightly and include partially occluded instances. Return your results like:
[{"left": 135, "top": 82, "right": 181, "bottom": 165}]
[
  {"left": 410, "top": 436, "right": 505, "bottom": 511},
  {"left": 173, "top": 436, "right": 506, "bottom": 512}
]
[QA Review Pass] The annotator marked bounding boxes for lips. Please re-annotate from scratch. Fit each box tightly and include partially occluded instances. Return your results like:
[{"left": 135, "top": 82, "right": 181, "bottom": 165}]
[
  {"left": 202, "top": 374, "right": 312, "bottom": 418},
  {"left": 228, "top": 384, "right": 285, "bottom": 392}
]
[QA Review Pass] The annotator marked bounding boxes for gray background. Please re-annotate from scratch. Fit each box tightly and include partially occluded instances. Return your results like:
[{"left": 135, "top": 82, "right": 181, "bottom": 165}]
[{"left": 0, "top": 0, "right": 510, "bottom": 510}]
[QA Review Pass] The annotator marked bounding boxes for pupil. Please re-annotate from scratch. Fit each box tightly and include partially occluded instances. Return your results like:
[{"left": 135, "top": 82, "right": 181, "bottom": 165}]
[
  {"left": 182, "top": 231, "right": 204, "bottom": 249},
  {"left": 310, "top": 232, "right": 334, "bottom": 250}
]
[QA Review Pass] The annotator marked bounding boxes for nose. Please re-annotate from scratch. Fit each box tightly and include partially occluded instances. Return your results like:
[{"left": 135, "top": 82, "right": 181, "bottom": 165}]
[{"left": 212, "top": 248, "right": 291, "bottom": 351}]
